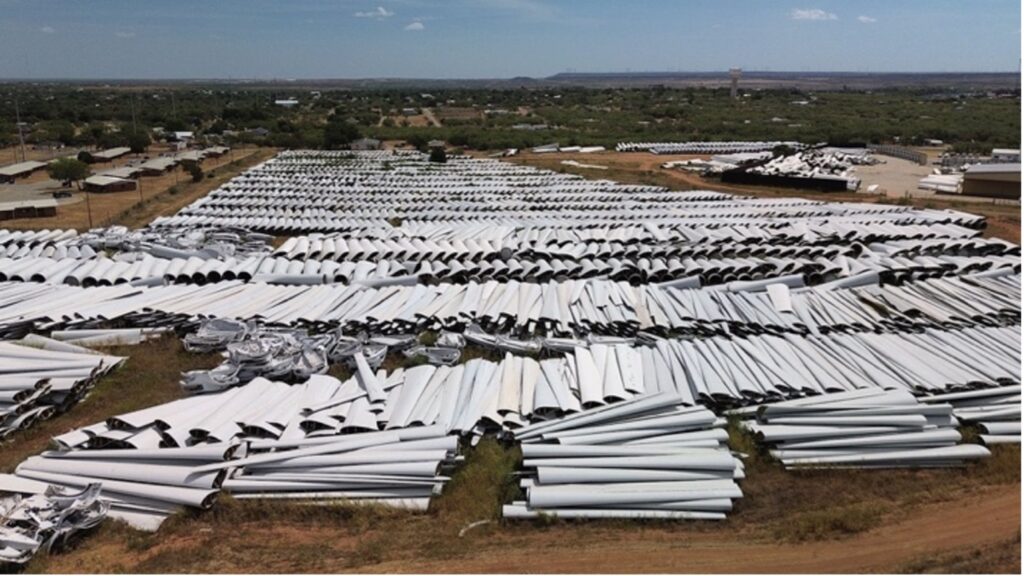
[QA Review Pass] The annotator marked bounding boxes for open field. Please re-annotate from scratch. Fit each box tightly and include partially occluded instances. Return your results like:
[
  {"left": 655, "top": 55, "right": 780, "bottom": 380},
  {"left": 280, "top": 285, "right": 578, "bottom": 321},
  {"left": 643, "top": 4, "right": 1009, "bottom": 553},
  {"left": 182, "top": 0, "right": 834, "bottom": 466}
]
[
  {"left": 508, "top": 151, "right": 1022, "bottom": 244},
  {"left": 0, "top": 147, "right": 274, "bottom": 231}
]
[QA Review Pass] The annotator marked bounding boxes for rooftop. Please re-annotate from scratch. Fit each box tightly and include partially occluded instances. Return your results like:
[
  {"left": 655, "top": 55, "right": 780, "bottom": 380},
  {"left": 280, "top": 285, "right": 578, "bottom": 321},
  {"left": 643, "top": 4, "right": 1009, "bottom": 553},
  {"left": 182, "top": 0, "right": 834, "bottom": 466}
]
[{"left": 0, "top": 161, "right": 48, "bottom": 177}]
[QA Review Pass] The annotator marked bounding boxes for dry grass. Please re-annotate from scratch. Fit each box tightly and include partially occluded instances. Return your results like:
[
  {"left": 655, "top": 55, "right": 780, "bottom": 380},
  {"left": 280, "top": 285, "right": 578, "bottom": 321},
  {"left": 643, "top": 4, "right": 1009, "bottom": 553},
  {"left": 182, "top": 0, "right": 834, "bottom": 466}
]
[
  {"left": 896, "top": 536, "right": 1022, "bottom": 574},
  {"left": 432, "top": 438, "right": 522, "bottom": 524},
  {"left": 772, "top": 503, "right": 886, "bottom": 542},
  {"left": 0, "top": 336, "right": 221, "bottom": 473}
]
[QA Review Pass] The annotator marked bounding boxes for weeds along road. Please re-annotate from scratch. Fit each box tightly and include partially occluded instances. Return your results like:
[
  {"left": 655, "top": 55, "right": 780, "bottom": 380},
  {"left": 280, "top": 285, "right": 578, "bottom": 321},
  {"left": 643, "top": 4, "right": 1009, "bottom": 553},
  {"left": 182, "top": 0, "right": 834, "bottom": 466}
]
[
  {"left": 362, "top": 484, "right": 1020, "bottom": 574},
  {"left": 30, "top": 427, "right": 1019, "bottom": 573},
  {"left": 34, "top": 481, "right": 1019, "bottom": 573}
]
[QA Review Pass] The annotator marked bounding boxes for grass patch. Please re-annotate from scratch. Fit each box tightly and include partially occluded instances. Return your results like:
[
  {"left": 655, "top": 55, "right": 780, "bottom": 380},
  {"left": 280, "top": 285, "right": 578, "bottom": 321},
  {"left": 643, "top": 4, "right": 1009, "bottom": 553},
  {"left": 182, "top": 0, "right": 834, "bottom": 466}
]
[
  {"left": 725, "top": 415, "right": 772, "bottom": 466},
  {"left": 159, "top": 495, "right": 409, "bottom": 536},
  {"left": 432, "top": 438, "right": 522, "bottom": 524},
  {"left": 0, "top": 336, "right": 221, "bottom": 472},
  {"left": 896, "top": 535, "right": 1022, "bottom": 574},
  {"left": 973, "top": 445, "right": 1021, "bottom": 484},
  {"left": 772, "top": 503, "right": 887, "bottom": 542},
  {"left": 347, "top": 536, "right": 387, "bottom": 568},
  {"left": 959, "top": 423, "right": 983, "bottom": 444}
]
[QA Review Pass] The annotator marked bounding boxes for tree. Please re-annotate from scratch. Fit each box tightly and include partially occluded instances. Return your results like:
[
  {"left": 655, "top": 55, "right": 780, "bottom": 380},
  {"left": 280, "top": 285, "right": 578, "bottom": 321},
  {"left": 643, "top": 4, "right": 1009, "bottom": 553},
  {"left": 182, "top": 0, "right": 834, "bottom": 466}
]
[
  {"left": 98, "top": 130, "right": 128, "bottom": 149},
  {"left": 127, "top": 131, "right": 150, "bottom": 153},
  {"left": 428, "top": 147, "right": 447, "bottom": 163},
  {"left": 406, "top": 133, "right": 428, "bottom": 150},
  {"left": 182, "top": 160, "right": 204, "bottom": 182},
  {"left": 323, "top": 116, "right": 361, "bottom": 149},
  {"left": 0, "top": 122, "right": 12, "bottom": 147},
  {"left": 76, "top": 150, "right": 95, "bottom": 164},
  {"left": 207, "top": 119, "right": 229, "bottom": 135},
  {"left": 47, "top": 158, "right": 91, "bottom": 189},
  {"left": 36, "top": 120, "right": 75, "bottom": 145}
]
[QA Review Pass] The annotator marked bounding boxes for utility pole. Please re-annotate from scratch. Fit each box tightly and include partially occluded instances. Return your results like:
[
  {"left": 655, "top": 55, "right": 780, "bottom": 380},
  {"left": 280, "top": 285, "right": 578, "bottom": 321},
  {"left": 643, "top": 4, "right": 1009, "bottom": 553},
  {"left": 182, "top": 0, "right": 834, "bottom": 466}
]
[
  {"left": 14, "top": 98, "right": 27, "bottom": 162},
  {"left": 130, "top": 93, "right": 138, "bottom": 135},
  {"left": 84, "top": 189, "right": 94, "bottom": 229}
]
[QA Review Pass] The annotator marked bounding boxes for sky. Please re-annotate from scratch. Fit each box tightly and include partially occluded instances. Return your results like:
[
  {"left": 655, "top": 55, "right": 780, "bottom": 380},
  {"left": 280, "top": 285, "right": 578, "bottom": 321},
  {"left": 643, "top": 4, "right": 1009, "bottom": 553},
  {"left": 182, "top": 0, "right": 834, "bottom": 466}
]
[{"left": 0, "top": 0, "right": 1020, "bottom": 79}]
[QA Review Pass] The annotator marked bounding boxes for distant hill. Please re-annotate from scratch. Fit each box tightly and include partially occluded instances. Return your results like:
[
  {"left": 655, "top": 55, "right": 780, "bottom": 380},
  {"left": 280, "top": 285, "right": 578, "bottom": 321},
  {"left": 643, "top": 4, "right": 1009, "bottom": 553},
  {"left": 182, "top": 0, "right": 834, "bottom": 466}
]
[
  {"left": 3, "top": 71, "right": 1017, "bottom": 91},
  {"left": 543, "top": 71, "right": 1020, "bottom": 90}
]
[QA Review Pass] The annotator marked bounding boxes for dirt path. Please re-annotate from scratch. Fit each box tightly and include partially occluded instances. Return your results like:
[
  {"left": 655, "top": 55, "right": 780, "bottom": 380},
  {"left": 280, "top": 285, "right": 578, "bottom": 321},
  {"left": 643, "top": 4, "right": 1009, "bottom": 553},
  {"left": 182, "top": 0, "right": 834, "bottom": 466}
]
[
  {"left": 365, "top": 484, "right": 1020, "bottom": 573},
  {"left": 422, "top": 108, "right": 442, "bottom": 128}
]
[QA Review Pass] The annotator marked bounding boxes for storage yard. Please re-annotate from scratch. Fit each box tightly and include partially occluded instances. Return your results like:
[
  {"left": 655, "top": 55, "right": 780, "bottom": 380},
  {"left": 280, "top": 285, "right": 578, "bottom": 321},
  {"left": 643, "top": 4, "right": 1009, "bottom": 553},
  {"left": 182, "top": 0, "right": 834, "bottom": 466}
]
[{"left": 0, "top": 149, "right": 1019, "bottom": 572}]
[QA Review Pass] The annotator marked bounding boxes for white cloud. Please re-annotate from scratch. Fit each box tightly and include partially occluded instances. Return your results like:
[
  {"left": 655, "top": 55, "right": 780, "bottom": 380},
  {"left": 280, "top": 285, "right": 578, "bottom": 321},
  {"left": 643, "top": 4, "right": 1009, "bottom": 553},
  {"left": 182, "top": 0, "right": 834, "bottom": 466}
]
[
  {"left": 791, "top": 9, "right": 838, "bottom": 21},
  {"left": 857, "top": 15, "right": 877, "bottom": 23},
  {"left": 478, "top": 0, "right": 556, "bottom": 21},
  {"left": 40, "top": 25, "right": 55, "bottom": 34},
  {"left": 355, "top": 6, "right": 394, "bottom": 19},
  {"left": 115, "top": 31, "right": 136, "bottom": 38},
  {"left": 404, "top": 21, "right": 425, "bottom": 31}
]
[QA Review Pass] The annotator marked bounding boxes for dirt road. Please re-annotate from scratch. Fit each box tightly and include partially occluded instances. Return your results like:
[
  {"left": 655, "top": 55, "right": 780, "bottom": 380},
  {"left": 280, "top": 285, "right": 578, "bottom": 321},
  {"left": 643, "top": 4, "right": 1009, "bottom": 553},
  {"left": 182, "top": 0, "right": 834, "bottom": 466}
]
[
  {"left": 38, "top": 481, "right": 1018, "bottom": 573},
  {"left": 422, "top": 108, "right": 442, "bottom": 128},
  {"left": 368, "top": 484, "right": 1019, "bottom": 573}
]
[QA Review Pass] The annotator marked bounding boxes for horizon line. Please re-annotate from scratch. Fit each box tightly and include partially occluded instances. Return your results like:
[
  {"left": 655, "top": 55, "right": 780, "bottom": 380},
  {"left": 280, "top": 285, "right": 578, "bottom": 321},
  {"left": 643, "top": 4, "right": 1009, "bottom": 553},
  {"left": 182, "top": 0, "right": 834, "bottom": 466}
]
[{"left": 0, "top": 70, "right": 1020, "bottom": 83}]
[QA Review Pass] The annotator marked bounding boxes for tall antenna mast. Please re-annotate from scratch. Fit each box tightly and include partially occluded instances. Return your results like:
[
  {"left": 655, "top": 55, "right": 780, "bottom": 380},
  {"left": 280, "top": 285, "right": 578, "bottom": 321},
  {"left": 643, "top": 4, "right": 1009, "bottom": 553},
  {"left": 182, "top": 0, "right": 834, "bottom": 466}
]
[
  {"left": 14, "top": 98, "right": 27, "bottom": 162},
  {"left": 729, "top": 68, "right": 742, "bottom": 99}
]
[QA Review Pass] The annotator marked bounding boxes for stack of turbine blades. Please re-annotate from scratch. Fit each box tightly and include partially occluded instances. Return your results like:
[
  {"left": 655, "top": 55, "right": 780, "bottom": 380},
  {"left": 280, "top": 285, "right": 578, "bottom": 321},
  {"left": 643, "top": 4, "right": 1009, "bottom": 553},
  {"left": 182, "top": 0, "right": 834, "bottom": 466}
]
[
  {"left": 920, "top": 385, "right": 1021, "bottom": 445},
  {"left": 0, "top": 338, "right": 124, "bottom": 439},
  {"left": 737, "top": 389, "right": 991, "bottom": 469},
  {"left": 504, "top": 393, "right": 744, "bottom": 520}
]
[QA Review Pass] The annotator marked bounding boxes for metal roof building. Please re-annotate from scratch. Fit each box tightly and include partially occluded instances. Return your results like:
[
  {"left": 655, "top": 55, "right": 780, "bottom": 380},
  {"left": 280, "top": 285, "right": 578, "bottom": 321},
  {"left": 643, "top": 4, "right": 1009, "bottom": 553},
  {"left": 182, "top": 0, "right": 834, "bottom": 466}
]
[
  {"left": 91, "top": 147, "right": 132, "bottom": 162},
  {"left": 0, "top": 161, "right": 48, "bottom": 183},
  {"left": 83, "top": 175, "right": 137, "bottom": 193},
  {"left": 962, "top": 163, "right": 1021, "bottom": 199},
  {"left": 0, "top": 198, "right": 58, "bottom": 220},
  {"left": 991, "top": 148, "right": 1021, "bottom": 163},
  {"left": 98, "top": 166, "right": 142, "bottom": 179}
]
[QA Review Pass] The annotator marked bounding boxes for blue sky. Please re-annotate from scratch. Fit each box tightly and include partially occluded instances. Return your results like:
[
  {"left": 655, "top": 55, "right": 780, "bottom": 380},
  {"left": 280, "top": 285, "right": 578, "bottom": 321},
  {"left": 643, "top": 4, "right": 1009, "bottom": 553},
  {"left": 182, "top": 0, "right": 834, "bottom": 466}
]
[{"left": 0, "top": 0, "right": 1019, "bottom": 79}]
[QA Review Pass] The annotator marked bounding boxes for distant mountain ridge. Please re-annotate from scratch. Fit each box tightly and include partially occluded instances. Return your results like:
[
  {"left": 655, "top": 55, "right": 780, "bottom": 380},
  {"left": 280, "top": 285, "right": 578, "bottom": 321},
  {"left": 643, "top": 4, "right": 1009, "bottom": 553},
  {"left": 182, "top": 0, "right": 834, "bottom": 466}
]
[{"left": 2, "top": 71, "right": 1018, "bottom": 90}]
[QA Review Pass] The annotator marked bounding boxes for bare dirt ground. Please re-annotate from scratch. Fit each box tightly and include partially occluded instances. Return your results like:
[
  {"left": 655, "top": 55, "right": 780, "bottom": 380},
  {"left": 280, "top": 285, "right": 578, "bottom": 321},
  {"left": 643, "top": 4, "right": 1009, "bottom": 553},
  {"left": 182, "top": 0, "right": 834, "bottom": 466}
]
[
  {"left": 387, "top": 114, "right": 434, "bottom": 127},
  {"left": 32, "top": 460, "right": 1020, "bottom": 574},
  {"left": 363, "top": 486, "right": 1020, "bottom": 574},
  {"left": 508, "top": 151, "right": 1021, "bottom": 244},
  {"left": 421, "top": 108, "right": 443, "bottom": 128}
]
